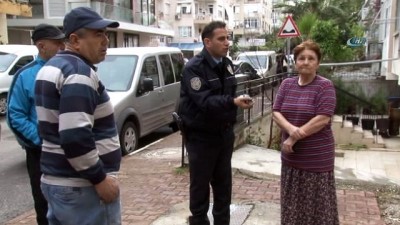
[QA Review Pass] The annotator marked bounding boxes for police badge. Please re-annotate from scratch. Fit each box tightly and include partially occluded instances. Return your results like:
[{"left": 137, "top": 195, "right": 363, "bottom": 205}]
[
  {"left": 227, "top": 64, "right": 233, "bottom": 75},
  {"left": 190, "top": 77, "right": 202, "bottom": 91}
]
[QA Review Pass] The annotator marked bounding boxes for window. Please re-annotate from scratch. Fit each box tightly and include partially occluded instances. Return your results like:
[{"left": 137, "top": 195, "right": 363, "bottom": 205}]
[
  {"left": 159, "top": 54, "right": 174, "bottom": 85},
  {"left": 107, "top": 31, "right": 117, "bottom": 48},
  {"left": 140, "top": 56, "right": 160, "bottom": 90},
  {"left": 9, "top": 56, "right": 34, "bottom": 75},
  {"left": 96, "top": 55, "right": 137, "bottom": 91},
  {"left": 171, "top": 53, "right": 184, "bottom": 82},
  {"left": 244, "top": 18, "right": 259, "bottom": 29},
  {"left": 179, "top": 26, "right": 192, "bottom": 37},
  {"left": 233, "top": 6, "right": 240, "bottom": 14},
  {"left": 208, "top": 5, "right": 213, "bottom": 14},
  {"left": 124, "top": 33, "right": 139, "bottom": 47},
  {"left": 0, "top": 52, "right": 17, "bottom": 72},
  {"left": 181, "top": 5, "right": 191, "bottom": 14}
]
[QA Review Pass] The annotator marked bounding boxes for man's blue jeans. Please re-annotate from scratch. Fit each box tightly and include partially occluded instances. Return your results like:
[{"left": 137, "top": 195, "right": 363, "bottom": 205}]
[{"left": 41, "top": 183, "right": 121, "bottom": 225}]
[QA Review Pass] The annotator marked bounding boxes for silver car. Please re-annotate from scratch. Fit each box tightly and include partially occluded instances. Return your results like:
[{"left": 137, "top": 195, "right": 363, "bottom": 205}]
[{"left": 97, "top": 47, "right": 184, "bottom": 155}]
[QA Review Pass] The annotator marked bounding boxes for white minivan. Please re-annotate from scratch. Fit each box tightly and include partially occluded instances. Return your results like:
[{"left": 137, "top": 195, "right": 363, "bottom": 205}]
[
  {"left": 96, "top": 47, "right": 184, "bottom": 155},
  {"left": 0, "top": 45, "right": 38, "bottom": 116},
  {"left": 236, "top": 51, "right": 276, "bottom": 77}
]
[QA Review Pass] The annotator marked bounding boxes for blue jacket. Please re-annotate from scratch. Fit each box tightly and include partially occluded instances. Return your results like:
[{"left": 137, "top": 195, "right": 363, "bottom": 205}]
[{"left": 6, "top": 56, "right": 44, "bottom": 149}]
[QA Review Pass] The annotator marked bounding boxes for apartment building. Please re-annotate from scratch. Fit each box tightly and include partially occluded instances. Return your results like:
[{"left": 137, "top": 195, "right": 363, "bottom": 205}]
[
  {"left": 364, "top": 0, "right": 400, "bottom": 82},
  {"left": 5, "top": 0, "right": 174, "bottom": 47},
  {"left": 231, "top": 0, "right": 274, "bottom": 47},
  {"left": 169, "top": 0, "right": 274, "bottom": 51}
]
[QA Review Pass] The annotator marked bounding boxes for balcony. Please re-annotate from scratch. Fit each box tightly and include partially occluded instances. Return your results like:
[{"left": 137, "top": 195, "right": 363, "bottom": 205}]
[
  {"left": 233, "top": 26, "right": 263, "bottom": 37},
  {"left": 193, "top": 13, "right": 225, "bottom": 25},
  {"left": 9, "top": 1, "right": 169, "bottom": 29}
]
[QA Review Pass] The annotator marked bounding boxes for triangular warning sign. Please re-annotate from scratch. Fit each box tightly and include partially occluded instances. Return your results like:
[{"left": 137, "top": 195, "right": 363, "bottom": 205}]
[{"left": 278, "top": 15, "right": 301, "bottom": 38}]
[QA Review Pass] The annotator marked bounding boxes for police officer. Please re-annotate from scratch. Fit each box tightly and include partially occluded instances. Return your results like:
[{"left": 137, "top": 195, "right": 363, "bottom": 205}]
[{"left": 179, "top": 21, "right": 254, "bottom": 225}]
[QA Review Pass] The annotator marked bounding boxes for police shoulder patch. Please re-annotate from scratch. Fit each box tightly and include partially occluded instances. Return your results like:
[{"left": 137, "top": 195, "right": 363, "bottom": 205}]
[{"left": 190, "top": 77, "right": 202, "bottom": 91}]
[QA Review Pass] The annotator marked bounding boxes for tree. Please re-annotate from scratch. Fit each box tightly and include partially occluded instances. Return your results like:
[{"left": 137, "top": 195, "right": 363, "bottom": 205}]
[{"left": 297, "top": 12, "right": 318, "bottom": 40}]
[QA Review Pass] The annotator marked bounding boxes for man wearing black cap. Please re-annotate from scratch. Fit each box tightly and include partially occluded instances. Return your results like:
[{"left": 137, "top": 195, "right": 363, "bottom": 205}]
[
  {"left": 34, "top": 7, "right": 121, "bottom": 225},
  {"left": 6, "top": 23, "right": 65, "bottom": 225}
]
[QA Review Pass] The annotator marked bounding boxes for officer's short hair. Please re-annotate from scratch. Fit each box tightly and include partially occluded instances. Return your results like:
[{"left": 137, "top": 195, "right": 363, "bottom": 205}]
[{"left": 201, "top": 21, "right": 226, "bottom": 42}]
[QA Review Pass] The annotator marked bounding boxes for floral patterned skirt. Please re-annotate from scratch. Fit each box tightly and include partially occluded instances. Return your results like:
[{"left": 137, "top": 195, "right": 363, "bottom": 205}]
[{"left": 281, "top": 164, "right": 339, "bottom": 225}]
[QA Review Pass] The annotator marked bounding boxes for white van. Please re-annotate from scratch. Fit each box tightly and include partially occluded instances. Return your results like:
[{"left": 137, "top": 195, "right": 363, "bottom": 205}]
[
  {"left": 96, "top": 47, "right": 184, "bottom": 155},
  {"left": 236, "top": 51, "right": 276, "bottom": 77},
  {"left": 0, "top": 45, "right": 38, "bottom": 116}
]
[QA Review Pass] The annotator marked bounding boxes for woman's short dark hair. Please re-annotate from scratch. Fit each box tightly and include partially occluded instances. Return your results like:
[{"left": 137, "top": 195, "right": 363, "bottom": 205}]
[
  {"left": 201, "top": 21, "right": 226, "bottom": 42},
  {"left": 293, "top": 40, "right": 322, "bottom": 62}
]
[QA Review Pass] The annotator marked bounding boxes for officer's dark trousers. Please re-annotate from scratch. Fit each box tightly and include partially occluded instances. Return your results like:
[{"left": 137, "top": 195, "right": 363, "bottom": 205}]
[
  {"left": 25, "top": 146, "right": 48, "bottom": 225},
  {"left": 186, "top": 129, "right": 234, "bottom": 225}
]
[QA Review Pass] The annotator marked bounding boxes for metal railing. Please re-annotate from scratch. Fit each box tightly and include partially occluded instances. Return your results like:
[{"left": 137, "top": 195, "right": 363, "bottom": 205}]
[{"left": 236, "top": 73, "right": 291, "bottom": 125}]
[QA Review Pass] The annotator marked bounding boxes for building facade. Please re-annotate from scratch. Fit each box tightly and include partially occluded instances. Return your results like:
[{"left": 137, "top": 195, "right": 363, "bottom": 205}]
[
  {"left": 363, "top": 0, "right": 400, "bottom": 83},
  {"left": 6, "top": 0, "right": 174, "bottom": 47}
]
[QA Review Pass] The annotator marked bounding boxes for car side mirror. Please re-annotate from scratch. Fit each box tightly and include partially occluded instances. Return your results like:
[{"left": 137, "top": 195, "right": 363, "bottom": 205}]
[{"left": 143, "top": 77, "right": 154, "bottom": 92}]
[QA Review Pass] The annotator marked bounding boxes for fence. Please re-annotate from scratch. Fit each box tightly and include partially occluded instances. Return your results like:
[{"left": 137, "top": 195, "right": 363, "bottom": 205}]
[{"left": 236, "top": 73, "right": 290, "bottom": 126}]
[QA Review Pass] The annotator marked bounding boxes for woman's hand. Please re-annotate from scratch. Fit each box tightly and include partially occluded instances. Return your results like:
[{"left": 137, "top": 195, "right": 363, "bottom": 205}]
[
  {"left": 282, "top": 136, "right": 297, "bottom": 154},
  {"left": 289, "top": 127, "right": 306, "bottom": 141}
]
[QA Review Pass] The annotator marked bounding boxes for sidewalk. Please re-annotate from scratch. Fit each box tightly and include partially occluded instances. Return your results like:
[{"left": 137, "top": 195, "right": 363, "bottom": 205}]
[{"left": 5, "top": 132, "right": 400, "bottom": 225}]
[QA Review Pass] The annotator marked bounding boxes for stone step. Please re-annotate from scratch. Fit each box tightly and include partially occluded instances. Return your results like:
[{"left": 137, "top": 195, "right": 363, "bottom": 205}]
[{"left": 333, "top": 115, "right": 386, "bottom": 149}]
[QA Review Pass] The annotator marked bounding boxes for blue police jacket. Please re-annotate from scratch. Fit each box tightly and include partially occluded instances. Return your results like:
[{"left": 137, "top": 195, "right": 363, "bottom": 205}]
[
  {"left": 6, "top": 56, "right": 45, "bottom": 149},
  {"left": 179, "top": 48, "right": 238, "bottom": 133}
]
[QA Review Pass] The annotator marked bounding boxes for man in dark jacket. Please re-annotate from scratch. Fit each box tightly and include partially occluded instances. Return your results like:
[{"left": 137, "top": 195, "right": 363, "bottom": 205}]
[
  {"left": 179, "top": 21, "right": 254, "bottom": 225},
  {"left": 7, "top": 23, "right": 65, "bottom": 225}
]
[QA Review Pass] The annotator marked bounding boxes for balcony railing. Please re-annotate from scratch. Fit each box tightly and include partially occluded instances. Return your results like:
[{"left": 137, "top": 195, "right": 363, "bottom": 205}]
[
  {"left": 11, "top": 1, "right": 172, "bottom": 29},
  {"left": 91, "top": 1, "right": 161, "bottom": 27}
]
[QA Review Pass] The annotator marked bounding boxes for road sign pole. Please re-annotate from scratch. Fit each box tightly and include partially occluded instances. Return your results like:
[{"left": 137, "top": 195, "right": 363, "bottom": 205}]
[{"left": 287, "top": 38, "right": 292, "bottom": 73}]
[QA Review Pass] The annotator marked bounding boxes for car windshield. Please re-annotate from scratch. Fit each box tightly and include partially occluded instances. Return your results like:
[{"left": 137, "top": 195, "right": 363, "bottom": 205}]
[
  {"left": 237, "top": 55, "right": 267, "bottom": 70},
  {"left": 97, "top": 55, "right": 138, "bottom": 92},
  {"left": 0, "top": 52, "right": 17, "bottom": 72}
]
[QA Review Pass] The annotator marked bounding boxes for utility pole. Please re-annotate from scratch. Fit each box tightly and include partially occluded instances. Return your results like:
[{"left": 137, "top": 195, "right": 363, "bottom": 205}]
[{"left": 0, "top": 0, "right": 32, "bottom": 44}]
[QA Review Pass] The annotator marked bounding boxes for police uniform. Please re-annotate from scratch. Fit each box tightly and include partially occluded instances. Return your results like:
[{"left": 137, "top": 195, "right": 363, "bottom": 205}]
[{"left": 179, "top": 48, "right": 237, "bottom": 225}]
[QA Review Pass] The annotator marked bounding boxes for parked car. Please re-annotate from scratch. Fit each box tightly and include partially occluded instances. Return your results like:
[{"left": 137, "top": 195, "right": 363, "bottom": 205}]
[
  {"left": 0, "top": 45, "right": 38, "bottom": 116},
  {"left": 96, "top": 47, "right": 184, "bottom": 155},
  {"left": 232, "top": 60, "right": 262, "bottom": 97},
  {"left": 233, "top": 60, "right": 261, "bottom": 80},
  {"left": 236, "top": 51, "right": 277, "bottom": 77}
]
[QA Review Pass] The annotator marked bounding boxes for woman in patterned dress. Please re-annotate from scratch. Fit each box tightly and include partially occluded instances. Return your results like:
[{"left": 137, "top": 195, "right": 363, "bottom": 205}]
[{"left": 272, "top": 40, "right": 339, "bottom": 225}]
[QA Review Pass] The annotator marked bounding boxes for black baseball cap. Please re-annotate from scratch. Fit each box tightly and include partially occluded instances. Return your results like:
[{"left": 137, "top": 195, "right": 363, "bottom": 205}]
[
  {"left": 63, "top": 7, "right": 119, "bottom": 37},
  {"left": 31, "top": 23, "right": 65, "bottom": 42}
]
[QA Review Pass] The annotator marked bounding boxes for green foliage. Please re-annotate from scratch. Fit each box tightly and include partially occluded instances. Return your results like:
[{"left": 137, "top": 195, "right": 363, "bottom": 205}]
[
  {"left": 332, "top": 79, "right": 388, "bottom": 115},
  {"left": 337, "top": 143, "right": 367, "bottom": 150},
  {"left": 298, "top": 12, "right": 318, "bottom": 40},
  {"left": 310, "top": 20, "right": 339, "bottom": 61},
  {"left": 246, "top": 126, "right": 265, "bottom": 146},
  {"left": 174, "top": 166, "right": 188, "bottom": 175},
  {"left": 369, "top": 88, "right": 388, "bottom": 114},
  {"left": 271, "top": 0, "right": 365, "bottom": 62},
  {"left": 229, "top": 36, "right": 240, "bottom": 58},
  {"left": 332, "top": 79, "right": 364, "bottom": 114}
]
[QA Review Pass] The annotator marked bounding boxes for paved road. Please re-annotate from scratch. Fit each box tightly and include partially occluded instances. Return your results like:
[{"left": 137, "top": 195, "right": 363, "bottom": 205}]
[
  {"left": 0, "top": 117, "right": 173, "bottom": 224},
  {"left": 0, "top": 118, "right": 32, "bottom": 225}
]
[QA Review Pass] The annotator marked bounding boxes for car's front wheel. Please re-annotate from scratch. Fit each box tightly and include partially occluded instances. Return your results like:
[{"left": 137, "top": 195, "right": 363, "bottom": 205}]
[
  {"left": 120, "top": 121, "right": 138, "bottom": 155},
  {"left": 0, "top": 94, "right": 7, "bottom": 116}
]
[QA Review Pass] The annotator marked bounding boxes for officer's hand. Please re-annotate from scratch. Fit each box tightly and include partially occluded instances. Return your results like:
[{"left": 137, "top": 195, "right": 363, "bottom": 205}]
[
  {"left": 94, "top": 175, "right": 120, "bottom": 203},
  {"left": 234, "top": 95, "right": 254, "bottom": 109}
]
